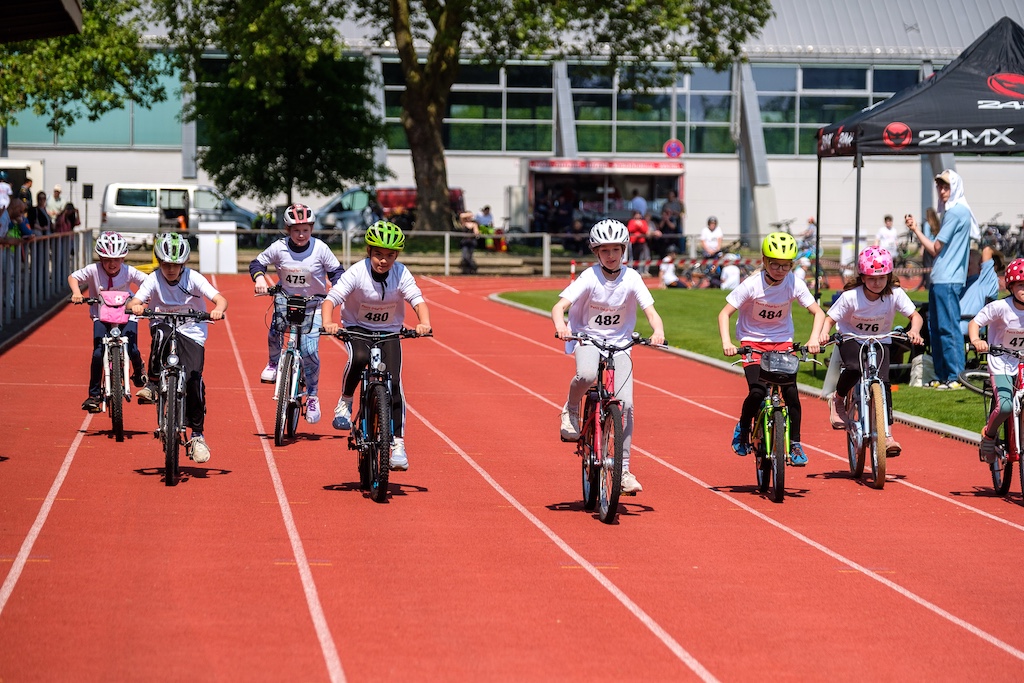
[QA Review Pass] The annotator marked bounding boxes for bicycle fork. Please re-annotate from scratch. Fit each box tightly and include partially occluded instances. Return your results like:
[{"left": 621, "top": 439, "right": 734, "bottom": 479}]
[{"left": 102, "top": 336, "right": 130, "bottom": 409}]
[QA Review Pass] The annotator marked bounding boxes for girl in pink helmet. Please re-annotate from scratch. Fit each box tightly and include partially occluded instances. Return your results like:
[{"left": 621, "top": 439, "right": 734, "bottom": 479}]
[
  {"left": 968, "top": 258, "right": 1024, "bottom": 463},
  {"left": 818, "top": 246, "right": 924, "bottom": 456}
]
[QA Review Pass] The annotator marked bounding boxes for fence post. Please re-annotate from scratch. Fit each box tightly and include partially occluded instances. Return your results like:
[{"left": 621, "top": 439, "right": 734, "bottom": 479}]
[{"left": 542, "top": 233, "right": 551, "bottom": 278}]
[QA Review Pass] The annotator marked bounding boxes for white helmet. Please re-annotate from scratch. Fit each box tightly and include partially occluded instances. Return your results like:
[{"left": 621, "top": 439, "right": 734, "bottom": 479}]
[
  {"left": 284, "top": 203, "right": 314, "bottom": 226},
  {"left": 94, "top": 231, "right": 129, "bottom": 259},
  {"left": 154, "top": 232, "right": 191, "bottom": 264},
  {"left": 588, "top": 219, "right": 629, "bottom": 249}
]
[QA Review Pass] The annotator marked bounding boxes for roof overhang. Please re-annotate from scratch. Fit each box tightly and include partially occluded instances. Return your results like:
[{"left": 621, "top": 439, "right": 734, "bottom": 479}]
[{"left": 1, "top": 0, "right": 83, "bottom": 43}]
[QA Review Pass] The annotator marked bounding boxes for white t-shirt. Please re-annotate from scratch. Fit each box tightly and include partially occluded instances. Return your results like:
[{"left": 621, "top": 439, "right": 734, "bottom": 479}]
[
  {"left": 973, "top": 298, "right": 1024, "bottom": 375},
  {"left": 659, "top": 260, "right": 679, "bottom": 287},
  {"left": 133, "top": 268, "right": 221, "bottom": 345},
  {"left": 876, "top": 225, "right": 899, "bottom": 254},
  {"left": 720, "top": 264, "right": 741, "bottom": 291},
  {"left": 70, "top": 262, "right": 147, "bottom": 321},
  {"left": 0, "top": 181, "right": 12, "bottom": 209},
  {"left": 726, "top": 271, "right": 815, "bottom": 343},
  {"left": 558, "top": 265, "right": 655, "bottom": 349},
  {"left": 325, "top": 259, "right": 424, "bottom": 332},
  {"left": 254, "top": 237, "right": 341, "bottom": 300},
  {"left": 700, "top": 226, "right": 724, "bottom": 255},
  {"left": 827, "top": 286, "right": 917, "bottom": 343}
]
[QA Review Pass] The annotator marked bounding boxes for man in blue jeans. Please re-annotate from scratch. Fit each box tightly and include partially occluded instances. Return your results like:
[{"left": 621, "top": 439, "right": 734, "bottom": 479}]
[{"left": 908, "top": 169, "right": 975, "bottom": 389}]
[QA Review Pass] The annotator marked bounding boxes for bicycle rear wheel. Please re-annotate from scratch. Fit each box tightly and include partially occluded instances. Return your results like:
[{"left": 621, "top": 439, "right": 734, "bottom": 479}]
[
  {"left": 958, "top": 369, "right": 992, "bottom": 397},
  {"left": 895, "top": 259, "right": 924, "bottom": 291},
  {"left": 109, "top": 346, "right": 125, "bottom": 443},
  {"left": 163, "top": 387, "right": 181, "bottom": 487},
  {"left": 597, "top": 403, "right": 624, "bottom": 524},
  {"left": 274, "top": 360, "right": 292, "bottom": 447},
  {"left": 367, "top": 383, "right": 392, "bottom": 503},
  {"left": 847, "top": 386, "right": 866, "bottom": 478},
  {"left": 769, "top": 408, "right": 786, "bottom": 503},
  {"left": 580, "top": 395, "right": 599, "bottom": 511},
  {"left": 869, "top": 383, "right": 887, "bottom": 489}
]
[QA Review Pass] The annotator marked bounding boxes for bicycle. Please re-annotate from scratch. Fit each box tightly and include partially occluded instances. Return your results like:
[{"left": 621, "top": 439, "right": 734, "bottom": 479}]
[
  {"left": 893, "top": 231, "right": 925, "bottom": 291},
  {"left": 75, "top": 291, "right": 134, "bottom": 443},
  {"left": 323, "top": 327, "right": 430, "bottom": 502},
  {"left": 832, "top": 331, "right": 908, "bottom": 489},
  {"left": 562, "top": 332, "right": 652, "bottom": 524},
  {"left": 258, "top": 284, "right": 323, "bottom": 447},
  {"left": 958, "top": 346, "right": 1024, "bottom": 496},
  {"left": 139, "top": 309, "right": 213, "bottom": 487},
  {"left": 733, "top": 344, "right": 821, "bottom": 503}
]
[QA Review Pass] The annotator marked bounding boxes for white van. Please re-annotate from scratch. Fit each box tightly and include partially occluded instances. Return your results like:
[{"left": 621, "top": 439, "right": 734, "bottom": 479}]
[{"left": 99, "top": 183, "right": 257, "bottom": 248}]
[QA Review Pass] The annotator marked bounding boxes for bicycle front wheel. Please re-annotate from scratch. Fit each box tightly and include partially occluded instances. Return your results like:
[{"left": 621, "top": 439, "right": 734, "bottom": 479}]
[
  {"left": 273, "top": 360, "right": 292, "bottom": 447},
  {"left": 769, "top": 408, "right": 786, "bottom": 503},
  {"left": 109, "top": 346, "right": 125, "bottom": 443},
  {"left": 869, "top": 383, "right": 887, "bottom": 489},
  {"left": 896, "top": 259, "right": 924, "bottom": 291},
  {"left": 958, "top": 369, "right": 992, "bottom": 398},
  {"left": 847, "top": 387, "right": 866, "bottom": 478},
  {"left": 163, "top": 387, "right": 181, "bottom": 487},
  {"left": 580, "top": 395, "right": 599, "bottom": 511},
  {"left": 989, "top": 399, "right": 1013, "bottom": 495},
  {"left": 286, "top": 370, "right": 303, "bottom": 438},
  {"left": 597, "top": 403, "right": 624, "bottom": 524},
  {"left": 367, "top": 383, "right": 392, "bottom": 503},
  {"left": 753, "top": 415, "right": 770, "bottom": 493}
]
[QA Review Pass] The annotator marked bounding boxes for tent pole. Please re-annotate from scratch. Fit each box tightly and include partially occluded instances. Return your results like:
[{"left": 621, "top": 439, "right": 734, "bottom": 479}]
[
  {"left": 814, "top": 156, "right": 822, "bottom": 302},
  {"left": 854, "top": 152, "right": 863, "bottom": 263}
]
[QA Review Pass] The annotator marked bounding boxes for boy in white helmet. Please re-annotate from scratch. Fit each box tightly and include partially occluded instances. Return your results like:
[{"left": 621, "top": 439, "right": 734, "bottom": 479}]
[{"left": 551, "top": 219, "right": 666, "bottom": 494}]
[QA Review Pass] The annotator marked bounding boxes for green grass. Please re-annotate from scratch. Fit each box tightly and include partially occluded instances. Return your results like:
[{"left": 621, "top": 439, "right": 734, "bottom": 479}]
[{"left": 500, "top": 287, "right": 987, "bottom": 433}]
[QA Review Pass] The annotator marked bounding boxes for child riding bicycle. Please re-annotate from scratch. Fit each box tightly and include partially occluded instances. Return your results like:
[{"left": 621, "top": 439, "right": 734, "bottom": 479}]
[
  {"left": 818, "top": 246, "right": 924, "bottom": 456},
  {"left": 718, "top": 232, "right": 825, "bottom": 466},
  {"left": 552, "top": 219, "right": 666, "bottom": 495},
  {"left": 68, "top": 231, "right": 148, "bottom": 412},
  {"left": 127, "top": 233, "right": 228, "bottom": 464},
  {"left": 969, "top": 258, "right": 1024, "bottom": 462},
  {"left": 251, "top": 203, "right": 344, "bottom": 425},
  {"left": 321, "top": 220, "right": 432, "bottom": 472}
]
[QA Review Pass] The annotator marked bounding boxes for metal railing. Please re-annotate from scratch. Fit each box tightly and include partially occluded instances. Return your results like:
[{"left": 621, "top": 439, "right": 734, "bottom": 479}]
[{"left": 1, "top": 230, "right": 91, "bottom": 331}]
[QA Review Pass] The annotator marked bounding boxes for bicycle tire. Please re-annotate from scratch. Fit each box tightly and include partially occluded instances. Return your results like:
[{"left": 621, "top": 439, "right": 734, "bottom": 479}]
[
  {"left": 597, "top": 403, "right": 624, "bottom": 524},
  {"left": 895, "top": 259, "right": 925, "bottom": 292},
  {"left": 869, "top": 383, "right": 887, "bottom": 489},
  {"left": 357, "top": 393, "right": 371, "bottom": 490},
  {"left": 847, "top": 386, "right": 866, "bottom": 478},
  {"left": 367, "top": 383, "right": 392, "bottom": 503},
  {"left": 769, "top": 408, "right": 786, "bottom": 503},
  {"left": 958, "top": 368, "right": 992, "bottom": 398},
  {"left": 163, "top": 385, "right": 181, "bottom": 487},
  {"left": 274, "top": 359, "right": 292, "bottom": 447},
  {"left": 286, "top": 369, "right": 303, "bottom": 439},
  {"left": 109, "top": 346, "right": 125, "bottom": 443},
  {"left": 753, "top": 414, "right": 770, "bottom": 493},
  {"left": 580, "top": 395, "right": 599, "bottom": 511}
]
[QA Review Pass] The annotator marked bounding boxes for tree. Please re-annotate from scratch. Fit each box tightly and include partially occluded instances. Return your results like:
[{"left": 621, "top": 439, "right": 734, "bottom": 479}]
[
  {"left": 0, "top": 0, "right": 167, "bottom": 138},
  {"left": 348, "top": 0, "right": 775, "bottom": 230},
  {"left": 152, "top": 0, "right": 388, "bottom": 204}
]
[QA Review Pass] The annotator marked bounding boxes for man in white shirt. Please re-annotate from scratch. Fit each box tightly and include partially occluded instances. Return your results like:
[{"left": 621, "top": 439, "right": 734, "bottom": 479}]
[{"left": 875, "top": 214, "right": 899, "bottom": 255}]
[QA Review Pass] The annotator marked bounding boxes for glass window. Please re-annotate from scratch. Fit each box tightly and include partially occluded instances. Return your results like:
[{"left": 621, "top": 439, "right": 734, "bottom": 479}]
[
  {"left": 798, "top": 128, "right": 820, "bottom": 155},
  {"left": 134, "top": 73, "right": 182, "bottom": 146},
  {"left": 444, "top": 122, "right": 501, "bottom": 150},
  {"left": 382, "top": 61, "right": 405, "bottom": 86},
  {"left": 506, "top": 123, "right": 553, "bottom": 151},
  {"left": 800, "top": 96, "right": 868, "bottom": 124},
  {"left": 689, "top": 126, "right": 735, "bottom": 154},
  {"left": 457, "top": 63, "right": 500, "bottom": 85},
  {"left": 690, "top": 67, "right": 732, "bottom": 91},
  {"left": 507, "top": 92, "right": 552, "bottom": 120},
  {"left": 674, "top": 95, "right": 688, "bottom": 123},
  {"left": 160, "top": 189, "right": 188, "bottom": 210},
  {"left": 802, "top": 67, "right": 867, "bottom": 90},
  {"left": 752, "top": 66, "right": 797, "bottom": 91},
  {"left": 616, "top": 93, "right": 673, "bottom": 122},
  {"left": 340, "top": 189, "right": 370, "bottom": 211},
  {"left": 505, "top": 64, "right": 551, "bottom": 88},
  {"left": 616, "top": 125, "right": 672, "bottom": 153},
  {"left": 448, "top": 91, "right": 502, "bottom": 119},
  {"left": 763, "top": 127, "right": 796, "bottom": 154},
  {"left": 568, "top": 65, "right": 613, "bottom": 89},
  {"left": 384, "top": 91, "right": 404, "bottom": 118},
  {"left": 759, "top": 95, "right": 795, "bottom": 123},
  {"left": 6, "top": 112, "right": 56, "bottom": 145},
  {"left": 386, "top": 122, "right": 408, "bottom": 149},
  {"left": 576, "top": 124, "right": 612, "bottom": 153},
  {"left": 690, "top": 94, "right": 731, "bottom": 122},
  {"left": 59, "top": 106, "right": 131, "bottom": 146},
  {"left": 116, "top": 188, "right": 156, "bottom": 208},
  {"left": 573, "top": 93, "right": 613, "bottom": 121},
  {"left": 194, "top": 189, "right": 221, "bottom": 210},
  {"left": 874, "top": 68, "right": 918, "bottom": 93}
]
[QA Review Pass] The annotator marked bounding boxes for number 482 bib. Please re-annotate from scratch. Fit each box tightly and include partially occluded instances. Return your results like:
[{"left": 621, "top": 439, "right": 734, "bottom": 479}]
[{"left": 588, "top": 303, "right": 624, "bottom": 329}]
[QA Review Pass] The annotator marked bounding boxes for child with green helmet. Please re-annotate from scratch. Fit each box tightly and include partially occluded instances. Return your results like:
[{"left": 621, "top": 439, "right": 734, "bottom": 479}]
[
  {"left": 321, "top": 220, "right": 431, "bottom": 471},
  {"left": 717, "top": 231, "right": 825, "bottom": 466}
]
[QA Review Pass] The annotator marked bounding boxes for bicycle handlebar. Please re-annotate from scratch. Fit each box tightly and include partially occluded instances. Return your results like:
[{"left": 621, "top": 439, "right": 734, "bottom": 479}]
[
  {"left": 986, "top": 345, "right": 1024, "bottom": 359},
  {"left": 830, "top": 331, "right": 909, "bottom": 344},
  {"left": 733, "top": 343, "right": 823, "bottom": 366},
  {"left": 139, "top": 309, "right": 215, "bottom": 323},
  {"left": 558, "top": 332, "right": 656, "bottom": 352},
  {"left": 321, "top": 327, "right": 432, "bottom": 342},
  {"left": 73, "top": 297, "right": 104, "bottom": 305},
  {"left": 256, "top": 284, "right": 326, "bottom": 302}
]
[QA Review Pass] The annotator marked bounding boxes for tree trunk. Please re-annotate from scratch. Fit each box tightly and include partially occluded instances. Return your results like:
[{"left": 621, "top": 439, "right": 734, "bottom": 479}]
[{"left": 402, "top": 87, "right": 455, "bottom": 232}]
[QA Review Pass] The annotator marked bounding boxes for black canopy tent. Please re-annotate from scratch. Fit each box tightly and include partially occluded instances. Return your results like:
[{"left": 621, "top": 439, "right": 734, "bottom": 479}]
[{"left": 812, "top": 16, "right": 1024, "bottom": 300}]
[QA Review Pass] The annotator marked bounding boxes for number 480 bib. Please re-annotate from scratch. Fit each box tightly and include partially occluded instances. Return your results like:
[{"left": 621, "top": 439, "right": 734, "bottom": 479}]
[{"left": 357, "top": 301, "right": 398, "bottom": 324}]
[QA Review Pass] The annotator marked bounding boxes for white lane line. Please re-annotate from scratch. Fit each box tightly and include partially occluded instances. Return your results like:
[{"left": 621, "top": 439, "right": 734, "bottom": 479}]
[
  {"left": 0, "top": 414, "right": 92, "bottom": 617},
  {"left": 406, "top": 400, "right": 720, "bottom": 683},
  {"left": 217, "top": 278, "right": 346, "bottom": 683},
  {"left": 420, "top": 276, "right": 459, "bottom": 294}
]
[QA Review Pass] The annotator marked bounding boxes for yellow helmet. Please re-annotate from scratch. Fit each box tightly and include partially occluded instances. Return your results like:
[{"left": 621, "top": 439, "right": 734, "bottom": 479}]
[{"left": 762, "top": 232, "right": 798, "bottom": 260}]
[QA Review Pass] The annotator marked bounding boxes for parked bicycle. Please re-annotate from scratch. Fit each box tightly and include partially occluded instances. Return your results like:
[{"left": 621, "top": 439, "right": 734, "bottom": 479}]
[
  {"left": 733, "top": 344, "right": 821, "bottom": 503},
  {"left": 75, "top": 292, "right": 133, "bottom": 442},
  {"left": 562, "top": 332, "right": 652, "bottom": 523},
  {"left": 958, "top": 346, "right": 1024, "bottom": 496},
  {"left": 258, "top": 284, "right": 323, "bottom": 446},
  {"left": 893, "top": 231, "right": 925, "bottom": 291},
  {"left": 323, "top": 327, "right": 430, "bottom": 502},
  {"left": 139, "top": 309, "right": 213, "bottom": 486}
]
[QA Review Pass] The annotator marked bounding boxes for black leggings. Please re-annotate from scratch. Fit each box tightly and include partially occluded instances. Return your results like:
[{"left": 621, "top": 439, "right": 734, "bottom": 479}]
[
  {"left": 342, "top": 328, "right": 406, "bottom": 438},
  {"left": 739, "top": 364, "right": 803, "bottom": 443},
  {"left": 835, "top": 340, "right": 894, "bottom": 424},
  {"left": 147, "top": 323, "right": 208, "bottom": 434},
  {"left": 89, "top": 320, "right": 143, "bottom": 397}
]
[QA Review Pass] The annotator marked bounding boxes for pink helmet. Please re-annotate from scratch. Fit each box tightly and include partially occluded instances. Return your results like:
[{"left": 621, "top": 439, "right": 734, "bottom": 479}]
[
  {"left": 284, "top": 203, "right": 314, "bottom": 226},
  {"left": 1005, "top": 258, "right": 1024, "bottom": 286},
  {"left": 858, "top": 246, "right": 893, "bottom": 276}
]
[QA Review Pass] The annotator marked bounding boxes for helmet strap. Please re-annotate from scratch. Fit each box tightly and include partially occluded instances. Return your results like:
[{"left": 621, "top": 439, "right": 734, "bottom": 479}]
[
  {"left": 600, "top": 265, "right": 621, "bottom": 277},
  {"left": 763, "top": 270, "right": 783, "bottom": 286}
]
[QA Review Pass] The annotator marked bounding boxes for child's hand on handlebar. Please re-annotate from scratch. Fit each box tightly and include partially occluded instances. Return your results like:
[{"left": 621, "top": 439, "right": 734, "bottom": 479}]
[
  {"left": 972, "top": 338, "right": 989, "bottom": 353},
  {"left": 209, "top": 310, "right": 225, "bottom": 321},
  {"left": 907, "top": 330, "right": 924, "bottom": 346},
  {"left": 415, "top": 323, "right": 432, "bottom": 336},
  {"left": 650, "top": 331, "right": 665, "bottom": 346},
  {"left": 131, "top": 303, "right": 146, "bottom": 316},
  {"left": 254, "top": 275, "right": 269, "bottom": 295},
  {"left": 723, "top": 342, "right": 738, "bottom": 357},
  {"left": 323, "top": 321, "right": 340, "bottom": 335},
  {"left": 71, "top": 294, "right": 84, "bottom": 304},
  {"left": 805, "top": 339, "right": 821, "bottom": 354}
]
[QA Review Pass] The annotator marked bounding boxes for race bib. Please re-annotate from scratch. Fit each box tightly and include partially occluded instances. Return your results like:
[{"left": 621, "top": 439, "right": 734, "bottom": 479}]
[
  {"left": 1002, "top": 327, "right": 1024, "bottom": 350},
  {"left": 588, "top": 303, "right": 625, "bottom": 329},
  {"left": 280, "top": 266, "right": 312, "bottom": 288},
  {"left": 849, "top": 312, "right": 887, "bottom": 335},
  {"left": 357, "top": 301, "right": 398, "bottom": 325},
  {"left": 154, "top": 304, "right": 191, "bottom": 314},
  {"left": 752, "top": 300, "right": 787, "bottom": 322}
]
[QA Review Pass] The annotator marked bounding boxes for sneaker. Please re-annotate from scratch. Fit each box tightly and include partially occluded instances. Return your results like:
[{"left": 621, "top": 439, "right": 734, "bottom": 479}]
[
  {"left": 390, "top": 437, "right": 409, "bottom": 471},
  {"left": 306, "top": 396, "right": 321, "bottom": 424},
  {"left": 560, "top": 403, "right": 581, "bottom": 441},
  {"left": 332, "top": 397, "right": 353, "bottom": 430},
  {"left": 81, "top": 396, "right": 103, "bottom": 413},
  {"left": 731, "top": 421, "right": 751, "bottom": 456},
  {"left": 886, "top": 438, "right": 902, "bottom": 458},
  {"left": 260, "top": 362, "right": 278, "bottom": 384},
  {"left": 621, "top": 470, "right": 643, "bottom": 495},
  {"left": 131, "top": 363, "right": 146, "bottom": 388},
  {"left": 187, "top": 435, "right": 211, "bottom": 464},
  {"left": 980, "top": 433, "right": 997, "bottom": 464},
  {"left": 828, "top": 394, "right": 848, "bottom": 430},
  {"left": 789, "top": 442, "right": 809, "bottom": 467},
  {"left": 136, "top": 382, "right": 158, "bottom": 405},
  {"left": 943, "top": 380, "right": 964, "bottom": 391},
  {"left": 927, "top": 380, "right": 943, "bottom": 388}
]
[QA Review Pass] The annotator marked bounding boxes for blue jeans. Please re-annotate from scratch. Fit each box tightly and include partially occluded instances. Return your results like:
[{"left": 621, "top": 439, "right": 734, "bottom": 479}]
[{"left": 929, "top": 283, "right": 965, "bottom": 383}]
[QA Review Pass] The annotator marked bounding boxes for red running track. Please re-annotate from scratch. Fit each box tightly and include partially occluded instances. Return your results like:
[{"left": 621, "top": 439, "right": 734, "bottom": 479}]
[{"left": 1, "top": 273, "right": 1022, "bottom": 682}]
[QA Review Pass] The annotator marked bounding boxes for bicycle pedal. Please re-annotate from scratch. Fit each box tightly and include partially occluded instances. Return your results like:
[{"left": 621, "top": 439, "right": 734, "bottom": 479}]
[{"left": 621, "top": 490, "right": 637, "bottom": 497}]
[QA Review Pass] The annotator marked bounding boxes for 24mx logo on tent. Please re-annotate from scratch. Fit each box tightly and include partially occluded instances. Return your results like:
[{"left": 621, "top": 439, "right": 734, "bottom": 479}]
[{"left": 918, "top": 128, "right": 1017, "bottom": 146}]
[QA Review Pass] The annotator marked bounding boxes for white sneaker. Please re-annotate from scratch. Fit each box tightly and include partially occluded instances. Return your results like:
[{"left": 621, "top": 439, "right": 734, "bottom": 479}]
[
  {"left": 187, "top": 435, "right": 211, "bottom": 464},
  {"left": 560, "top": 403, "right": 581, "bottom": 441},
  {"left": 390, "top": 437, "right": 409, "bottom": 471},
  {"left": 260, "top": 362, "right": 278, "bottom": 383},
  {"left": 621, "top": 471, "right": 643, "bottom": 495},
  {"left": 333, "top": 397, "right": 353, "bottom": 430},
  {"left": 306, "top": 396, "right": 321, "bottom": 424}
]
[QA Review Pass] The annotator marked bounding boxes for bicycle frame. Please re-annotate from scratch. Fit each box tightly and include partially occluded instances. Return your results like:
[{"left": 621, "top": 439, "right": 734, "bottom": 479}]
[{"left": 847, "top": 338, "right": 892, "bottom": 452}]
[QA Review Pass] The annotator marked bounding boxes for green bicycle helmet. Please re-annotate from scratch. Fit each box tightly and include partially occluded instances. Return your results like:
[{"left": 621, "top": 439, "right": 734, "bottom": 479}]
[
  {"left": 365, "top": 220, "right": 406, "bottom": 251},
  {"left": 762, "top": 232, "right": 798, "bottom": 260},
  {"left": 154, "top": 232, "right": 191, "bottom": 264}
]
